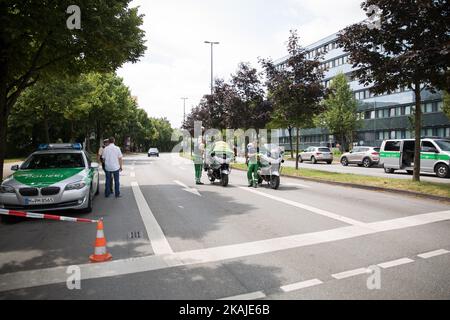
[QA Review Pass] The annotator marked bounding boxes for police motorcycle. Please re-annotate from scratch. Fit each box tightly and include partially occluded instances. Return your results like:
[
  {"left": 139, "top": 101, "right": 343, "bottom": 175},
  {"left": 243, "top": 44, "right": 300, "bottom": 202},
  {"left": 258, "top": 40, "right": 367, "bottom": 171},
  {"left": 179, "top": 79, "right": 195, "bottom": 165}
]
[
  {"left": 257, "top": 144, "right": 284, "bottom": 190},
  {"left": 204, "top": 141, "right": 234, "bottom": 187}
]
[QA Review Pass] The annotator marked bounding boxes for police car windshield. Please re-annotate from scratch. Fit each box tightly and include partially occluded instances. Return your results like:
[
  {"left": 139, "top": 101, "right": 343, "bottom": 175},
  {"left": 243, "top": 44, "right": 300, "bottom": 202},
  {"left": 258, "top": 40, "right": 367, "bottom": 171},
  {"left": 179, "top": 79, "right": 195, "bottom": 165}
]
[
  {"left": 435, "top": 140, "right": 450, "bottom": 152},
  {"left": 22, "top": 153, "right": 85, "bottom": 169}
]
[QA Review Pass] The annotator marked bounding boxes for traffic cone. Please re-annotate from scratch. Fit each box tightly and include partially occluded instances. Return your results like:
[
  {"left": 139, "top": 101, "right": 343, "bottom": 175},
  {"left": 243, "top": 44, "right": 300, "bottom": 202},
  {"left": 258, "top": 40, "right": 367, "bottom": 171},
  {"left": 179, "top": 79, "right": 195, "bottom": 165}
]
[{"left": 89, "top": 219, "right": 112, "bottom": 263}]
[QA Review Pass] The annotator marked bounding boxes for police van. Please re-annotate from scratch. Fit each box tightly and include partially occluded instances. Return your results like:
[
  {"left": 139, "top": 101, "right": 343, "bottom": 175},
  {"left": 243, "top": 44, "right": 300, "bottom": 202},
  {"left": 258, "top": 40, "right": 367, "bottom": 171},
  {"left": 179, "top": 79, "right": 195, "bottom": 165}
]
[{"left": 379, "top": 138, "right": 450, "bottom": 178}]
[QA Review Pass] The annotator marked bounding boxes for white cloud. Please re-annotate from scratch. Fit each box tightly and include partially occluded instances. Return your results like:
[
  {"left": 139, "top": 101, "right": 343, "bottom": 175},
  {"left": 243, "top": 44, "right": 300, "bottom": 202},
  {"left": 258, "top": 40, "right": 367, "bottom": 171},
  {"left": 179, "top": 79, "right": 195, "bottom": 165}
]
[{"left": 117, "top": 0, "right": 367, "bottom": 128}]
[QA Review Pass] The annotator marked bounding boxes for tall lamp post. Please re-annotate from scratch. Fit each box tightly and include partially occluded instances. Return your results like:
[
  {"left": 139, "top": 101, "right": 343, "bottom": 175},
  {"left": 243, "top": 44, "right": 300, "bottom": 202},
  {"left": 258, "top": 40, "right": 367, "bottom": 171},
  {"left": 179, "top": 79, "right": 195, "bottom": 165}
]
[
  {"left": 204, "top": 41, "right": 219, "bottom": 95},
  {"left": 181, "top": 97, "right": 188, "bottom": 126}
]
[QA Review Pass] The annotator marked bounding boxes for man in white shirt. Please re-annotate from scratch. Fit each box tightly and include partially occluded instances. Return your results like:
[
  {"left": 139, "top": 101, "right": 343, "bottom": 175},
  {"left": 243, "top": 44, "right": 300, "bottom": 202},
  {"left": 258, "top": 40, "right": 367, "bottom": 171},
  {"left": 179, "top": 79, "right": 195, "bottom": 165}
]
[{"left": 102, "top": 137, "right": 123, "bottom": 198}]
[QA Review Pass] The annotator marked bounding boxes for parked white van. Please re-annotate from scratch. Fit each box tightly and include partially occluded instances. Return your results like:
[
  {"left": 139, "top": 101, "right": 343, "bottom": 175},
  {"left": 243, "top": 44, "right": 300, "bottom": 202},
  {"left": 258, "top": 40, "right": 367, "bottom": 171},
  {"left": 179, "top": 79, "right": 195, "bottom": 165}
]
[{"left": 379, "top": 138, "right": 450, "bottom": 178}]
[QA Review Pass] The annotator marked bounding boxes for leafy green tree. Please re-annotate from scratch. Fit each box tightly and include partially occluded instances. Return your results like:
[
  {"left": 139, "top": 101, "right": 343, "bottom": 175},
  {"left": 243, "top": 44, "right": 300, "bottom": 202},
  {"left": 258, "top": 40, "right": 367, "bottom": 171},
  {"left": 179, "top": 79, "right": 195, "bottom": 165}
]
[
  {"left": 338, "top": 0, "right": 449, "bottom": 182},
  {"left": 229, "top": 62, "right": 268, "bottom": 131},
  {"left": 0, "top": 0, "right": 146, "bottom": 180},
  {"left": 261, "top": 30, "right": 326, "bottom": 169},
  {"left": 315, "top": 73, "right": 362, "bottom": 152},
  {"left": 443, "top": 91, "right": 450, "bottom": 120},
  {"left": 6, "top": 72, "right": 175, "bottom": 159}
]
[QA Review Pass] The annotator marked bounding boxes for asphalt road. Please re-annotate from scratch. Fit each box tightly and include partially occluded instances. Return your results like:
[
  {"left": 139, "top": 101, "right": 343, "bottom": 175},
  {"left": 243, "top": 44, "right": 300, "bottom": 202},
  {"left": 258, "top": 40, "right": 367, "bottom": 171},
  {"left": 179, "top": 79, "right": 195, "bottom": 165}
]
[{"left": 0, "top": 153, "right": 449, "bottom": 300}]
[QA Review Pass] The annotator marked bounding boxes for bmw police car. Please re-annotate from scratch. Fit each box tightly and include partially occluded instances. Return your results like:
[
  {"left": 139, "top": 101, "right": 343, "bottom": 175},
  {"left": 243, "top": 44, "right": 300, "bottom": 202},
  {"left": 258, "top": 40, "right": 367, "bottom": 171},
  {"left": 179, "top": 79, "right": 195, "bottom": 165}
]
[{"left": 0, "top": 144, "right": 100, "bottom": 213}]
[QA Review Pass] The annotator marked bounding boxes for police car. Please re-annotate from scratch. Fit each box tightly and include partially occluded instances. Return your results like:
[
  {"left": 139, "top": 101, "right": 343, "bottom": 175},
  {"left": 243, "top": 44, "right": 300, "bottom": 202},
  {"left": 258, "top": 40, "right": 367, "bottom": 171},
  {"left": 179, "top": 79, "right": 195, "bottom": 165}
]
[{"left": 0, "top": 144, "right": 100, "bottom": 213}]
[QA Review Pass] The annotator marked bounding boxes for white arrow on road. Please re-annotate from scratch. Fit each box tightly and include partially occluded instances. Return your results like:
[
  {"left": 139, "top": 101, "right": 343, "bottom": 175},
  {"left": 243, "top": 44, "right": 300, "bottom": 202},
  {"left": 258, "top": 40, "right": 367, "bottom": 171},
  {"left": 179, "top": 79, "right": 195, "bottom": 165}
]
[{"left": 174, "top": 180, "right": 201, "bottom": 197}]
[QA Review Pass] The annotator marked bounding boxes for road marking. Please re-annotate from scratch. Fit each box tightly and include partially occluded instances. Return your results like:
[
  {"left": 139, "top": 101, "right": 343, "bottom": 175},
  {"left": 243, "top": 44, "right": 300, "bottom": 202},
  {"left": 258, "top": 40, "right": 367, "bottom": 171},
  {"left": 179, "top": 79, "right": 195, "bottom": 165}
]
[
  {"left": 418, "top": 249, "right": 449, "bottom": 259},
  {"left": 280, "top": 279, "right": 323, "bottom": 292},
  {"left": 130, "top": 181, "right": 173, "bottom": 255},
  {"left": 174, "top": 180, "right": 201, "bottom": 197},
  {"left": 219, "top": 291, "right": 266, "bottom": 300},
  {"left": 284, "top": 183, "right": 311, "bottom": 189},
  {"left": 332, "top": 268, "right": 370, "bottom": 280},
  {"left": 378, "top": 258, "right": 414, "bottom": 269},
  {"left": 238, "top": 186, "right": 365, "bottom": 226},
  {"left": 1, "top": 210, "right": 449, "bottom": 293},
  {"left": 130, "top": 172, "right": 136, "bottom": 178}
]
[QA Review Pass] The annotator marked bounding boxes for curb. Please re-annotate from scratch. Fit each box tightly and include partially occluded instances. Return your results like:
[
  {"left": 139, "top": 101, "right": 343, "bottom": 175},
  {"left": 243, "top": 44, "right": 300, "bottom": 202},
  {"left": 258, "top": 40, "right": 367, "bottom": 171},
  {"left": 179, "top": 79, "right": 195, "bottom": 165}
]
[{"left": 231, "top": 166, "right": 450, "bottom": 203}]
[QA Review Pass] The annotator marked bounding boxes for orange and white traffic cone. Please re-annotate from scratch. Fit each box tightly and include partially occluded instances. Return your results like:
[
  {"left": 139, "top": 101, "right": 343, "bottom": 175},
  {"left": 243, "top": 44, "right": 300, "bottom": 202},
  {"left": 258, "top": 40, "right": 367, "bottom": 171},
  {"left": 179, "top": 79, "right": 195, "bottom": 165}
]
[{"left": 89, "top": 219, "right": 112, "bottom": 263}]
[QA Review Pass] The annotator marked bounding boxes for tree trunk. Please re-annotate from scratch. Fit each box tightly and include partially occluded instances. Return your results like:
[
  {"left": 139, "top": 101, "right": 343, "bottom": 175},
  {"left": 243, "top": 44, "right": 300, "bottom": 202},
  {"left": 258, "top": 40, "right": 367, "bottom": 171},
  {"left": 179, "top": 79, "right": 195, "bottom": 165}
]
[
  {"left": 288, "top": 126, "right": 294, "bottom": 159},
  {"left": 295, "top": 127, "right": 300, "bottom": 170},
  {"left": 70, "top": 121, "right": 75, "bottom": 142},
  {"left": 413, "top": 83, "right": 422, "bottom": 182},
  {"left": 43, "top": 117, "right": 50, "bottom": 144},
  {"left": 0, "top": 110, "right": 7, "bottom": 183},
  {"left": 0, "top": 62, "right": 8, "bottom": 183}
]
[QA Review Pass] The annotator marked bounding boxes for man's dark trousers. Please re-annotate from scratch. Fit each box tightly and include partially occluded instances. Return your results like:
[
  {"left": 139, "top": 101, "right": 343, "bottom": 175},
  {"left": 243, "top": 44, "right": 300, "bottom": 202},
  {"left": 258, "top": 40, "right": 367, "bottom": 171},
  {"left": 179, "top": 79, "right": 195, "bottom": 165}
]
[{"left": 105, "top": 170, "right": 120, "bottom": 197}]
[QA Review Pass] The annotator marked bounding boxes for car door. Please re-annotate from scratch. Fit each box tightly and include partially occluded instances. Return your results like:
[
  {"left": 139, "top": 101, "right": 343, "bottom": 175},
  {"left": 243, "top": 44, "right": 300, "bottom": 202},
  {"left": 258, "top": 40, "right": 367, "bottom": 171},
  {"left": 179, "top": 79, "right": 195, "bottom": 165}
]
[
  {"left": 421, "top": 141, "right": 439, "bottom": 172},
  {"left": 84, "top": 151, "right": 98, "bottom": 193},
  {"left": 357, "top": 148, "right": 369, "bottom": 163},
  {"left": 308, "top": 147, "right": 315, "bottom": 161},
  {"left": 382, "top": 141, "right": 402, "bottom": 169},
  {"left": 302, "top": 147, "right": 311, "bottom": 160},
  {"left": 348, "top": 147, "right": 360, "bottom": 163}
]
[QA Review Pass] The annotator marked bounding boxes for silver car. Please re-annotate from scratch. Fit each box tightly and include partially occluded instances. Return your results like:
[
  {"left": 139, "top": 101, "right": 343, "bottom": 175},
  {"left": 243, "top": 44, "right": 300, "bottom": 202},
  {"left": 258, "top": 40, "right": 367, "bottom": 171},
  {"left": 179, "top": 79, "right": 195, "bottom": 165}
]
[
  {"left": 0, "top": 144, "right": 100, "bottom": 213},
  {"left": 340, "top": 146, "right": 380, "bottom": 168},
  {"left": 298, "top": 147, "right": 333, "bottom": 164}
]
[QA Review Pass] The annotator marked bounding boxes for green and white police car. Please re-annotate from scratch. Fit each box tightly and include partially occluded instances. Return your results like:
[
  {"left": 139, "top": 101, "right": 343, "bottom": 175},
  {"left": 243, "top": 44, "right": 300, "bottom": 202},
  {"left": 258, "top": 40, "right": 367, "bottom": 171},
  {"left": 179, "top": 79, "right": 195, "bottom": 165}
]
[
  {"left": 380, "top": 138, "right": 450, "bottom": 178},
  {"left": 0, "top": 144, "right": 100, "bottom": 213}
]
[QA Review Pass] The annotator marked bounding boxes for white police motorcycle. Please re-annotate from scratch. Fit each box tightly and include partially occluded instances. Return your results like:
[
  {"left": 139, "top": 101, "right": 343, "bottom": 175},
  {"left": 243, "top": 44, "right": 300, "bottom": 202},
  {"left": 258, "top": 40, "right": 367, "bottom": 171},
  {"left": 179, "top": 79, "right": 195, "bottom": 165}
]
[
  {"left": 204, "top": 141, "right": 234, "bottom": 187},
  {"left": 257, "top": 144, "right": 284, "bottom": 190}
]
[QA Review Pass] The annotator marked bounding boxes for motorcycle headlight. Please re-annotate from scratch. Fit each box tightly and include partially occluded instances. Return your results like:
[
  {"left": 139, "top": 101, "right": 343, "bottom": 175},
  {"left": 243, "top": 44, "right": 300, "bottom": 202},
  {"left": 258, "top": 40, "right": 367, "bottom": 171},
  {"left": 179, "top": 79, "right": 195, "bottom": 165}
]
[
  {"left": 0, "top": 185, "right": 15, "bottom": 193},
  {"left": 65, "top": 181, "right": 87, "bottom": 191}
]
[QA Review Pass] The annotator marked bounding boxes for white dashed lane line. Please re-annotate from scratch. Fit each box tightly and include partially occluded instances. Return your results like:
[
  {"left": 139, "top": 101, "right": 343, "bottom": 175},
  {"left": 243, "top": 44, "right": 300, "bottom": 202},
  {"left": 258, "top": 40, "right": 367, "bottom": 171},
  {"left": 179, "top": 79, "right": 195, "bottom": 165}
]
[
  {"left": 332, "top": 267, "right": 371, "bottom": 280},
  {"left": 280, "top": 279, "right": 323, "bottom": 293},
  {"left": 377, "top": 258, "right": 414, "bottom": 269},
  {"left": 218, "top": 248, "right": 449, "bottom": 300},
  {"left": 417, "top": 249, "right": 450, "bottom": 259}
]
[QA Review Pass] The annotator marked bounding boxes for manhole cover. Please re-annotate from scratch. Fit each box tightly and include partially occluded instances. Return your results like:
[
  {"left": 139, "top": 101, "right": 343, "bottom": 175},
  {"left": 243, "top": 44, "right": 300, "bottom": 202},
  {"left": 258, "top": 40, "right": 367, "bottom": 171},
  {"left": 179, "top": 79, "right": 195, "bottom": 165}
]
[{"left": 128, "top": 231, "right": 142, "bottom": 239}]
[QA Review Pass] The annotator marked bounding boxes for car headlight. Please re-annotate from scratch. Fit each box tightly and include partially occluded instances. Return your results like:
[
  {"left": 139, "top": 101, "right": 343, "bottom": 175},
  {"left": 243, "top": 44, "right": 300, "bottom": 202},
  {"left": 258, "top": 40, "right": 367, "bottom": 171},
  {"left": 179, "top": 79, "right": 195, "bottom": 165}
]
[
  {"left": 0, "top": 185, "right": 15, "bottom": 193},
  {"left": 65, "top": 181, "right": 87, "bottom": 191}
]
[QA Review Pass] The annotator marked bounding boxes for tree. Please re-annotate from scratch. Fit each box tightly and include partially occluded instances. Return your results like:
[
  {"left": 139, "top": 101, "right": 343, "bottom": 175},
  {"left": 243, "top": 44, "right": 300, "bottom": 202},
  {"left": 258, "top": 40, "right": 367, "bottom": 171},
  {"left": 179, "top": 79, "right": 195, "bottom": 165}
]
[
  {"left": 261, "top": 30, "right": 326, "bottom": 169},
  {"left": 315, "top": 73, "right": 362, "bottom": 152},
  {"left": 6, "top": 72, "right": 174, "bottom": 159},
  {"left": 229, "top": 62, "right": 267, "bottom": 131},
  {"left": 0, "top": 1, "right": 146, "bottom": 180},
  {"left": 444, "top": 91, "right": 450, "bottom": 120},
  {"left": 338, "top": 0, "right": 449, "bottom": 182}
]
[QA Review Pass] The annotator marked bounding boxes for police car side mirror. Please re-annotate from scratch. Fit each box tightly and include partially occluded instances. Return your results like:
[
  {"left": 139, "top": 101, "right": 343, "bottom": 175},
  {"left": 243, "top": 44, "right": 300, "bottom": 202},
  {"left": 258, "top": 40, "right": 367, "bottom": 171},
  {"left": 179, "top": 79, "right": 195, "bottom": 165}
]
[{"left": 11, "top": 165, "right": 19, "bottom": 171}]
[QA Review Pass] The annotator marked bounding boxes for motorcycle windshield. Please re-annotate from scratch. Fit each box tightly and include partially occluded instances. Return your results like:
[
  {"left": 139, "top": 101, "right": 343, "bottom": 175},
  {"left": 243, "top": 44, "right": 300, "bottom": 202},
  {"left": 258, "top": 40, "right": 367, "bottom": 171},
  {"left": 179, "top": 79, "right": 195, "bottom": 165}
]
[
  {"left": 261, "top": 144, "right": 282, "bottom": 159},
  {"left": 212, "top": 141, "right": 234, "bottom": 157}
]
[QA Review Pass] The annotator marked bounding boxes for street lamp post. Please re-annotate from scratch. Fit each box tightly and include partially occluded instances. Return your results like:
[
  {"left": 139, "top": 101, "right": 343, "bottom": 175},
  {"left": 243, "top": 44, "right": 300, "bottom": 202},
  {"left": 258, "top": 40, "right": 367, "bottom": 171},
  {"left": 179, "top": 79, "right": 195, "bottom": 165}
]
[
  {"left": 181, "top": 97, "right": 188, "bottom": 125},
  {"left": 204, "top": 41, "right": 219, "bottom": 95}
]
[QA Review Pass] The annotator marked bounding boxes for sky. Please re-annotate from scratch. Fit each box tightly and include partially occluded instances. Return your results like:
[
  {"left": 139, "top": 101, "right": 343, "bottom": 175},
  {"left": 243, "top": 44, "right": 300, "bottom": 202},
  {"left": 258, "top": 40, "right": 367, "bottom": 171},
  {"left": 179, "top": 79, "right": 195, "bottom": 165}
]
[{"left": 117, "top": 0, "right": 367, "bottom": 128}]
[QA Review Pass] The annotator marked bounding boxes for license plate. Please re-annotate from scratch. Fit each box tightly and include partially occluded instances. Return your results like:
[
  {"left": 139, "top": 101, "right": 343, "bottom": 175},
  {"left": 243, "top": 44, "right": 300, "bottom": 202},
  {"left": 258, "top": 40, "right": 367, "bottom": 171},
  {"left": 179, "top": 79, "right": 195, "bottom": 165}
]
[{"left": 25, "top": 198, "right": 55, "bottom": 205}]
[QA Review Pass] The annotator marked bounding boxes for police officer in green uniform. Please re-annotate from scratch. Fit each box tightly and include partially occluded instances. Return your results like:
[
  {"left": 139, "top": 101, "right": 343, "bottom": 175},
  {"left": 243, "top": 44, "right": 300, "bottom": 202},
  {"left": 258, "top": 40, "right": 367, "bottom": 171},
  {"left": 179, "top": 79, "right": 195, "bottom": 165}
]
[
  {"left": 194, "top": 135, "right": 205, "bottom": 185},
  {"left": 247, "top": 140, "right": 259, "bottom": 188}
]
